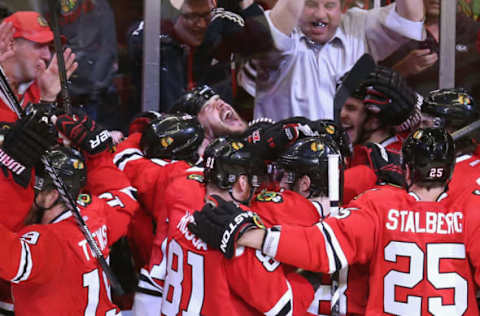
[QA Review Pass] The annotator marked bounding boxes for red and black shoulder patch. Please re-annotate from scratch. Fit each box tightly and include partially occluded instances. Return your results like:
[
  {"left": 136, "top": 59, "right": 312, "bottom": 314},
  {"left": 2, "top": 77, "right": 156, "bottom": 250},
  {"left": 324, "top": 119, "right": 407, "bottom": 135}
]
[
  {"left": 187, "top": 174, "right": 204, "bottom": 183},
  {"left": 256, "top": 190, "right": 284, "bottom": 203},
  {"left": 77, "top": 193, "right": 92, "bottom": 207}
]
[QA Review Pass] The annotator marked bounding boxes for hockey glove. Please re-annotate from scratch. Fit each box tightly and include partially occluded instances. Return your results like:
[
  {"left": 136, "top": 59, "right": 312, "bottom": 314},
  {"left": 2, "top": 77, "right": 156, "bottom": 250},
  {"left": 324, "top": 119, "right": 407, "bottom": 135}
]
[
  {"left": 188, "top": 195, "right": 264, "bottom": 259},
  {"left": 1, "top": 109, "right": 57, "bottom": 174},
  {"left": 260, "top": 117, "right": 319, "bottom": 160},
  {"left": 364, "top": 142, "right": 404, "bottom": 187},
  {"left": 199, "top": 8, "right": 245, "bottom": 60},
  {"left": 55, "top": 111, "right": 113, "bottom": 155},
  {"left": 362, "top": 66, "right": 419, "bottom": 130},
  {"left": 128, "top": 110, "right": 163, "bottom": 135}
]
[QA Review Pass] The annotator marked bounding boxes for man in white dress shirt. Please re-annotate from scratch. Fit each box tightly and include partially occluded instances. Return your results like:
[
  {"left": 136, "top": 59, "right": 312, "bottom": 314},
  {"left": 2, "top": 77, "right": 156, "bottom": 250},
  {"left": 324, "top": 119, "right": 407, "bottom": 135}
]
[{"left": 253, "top": 0, "right": 425, "bottom": 122}]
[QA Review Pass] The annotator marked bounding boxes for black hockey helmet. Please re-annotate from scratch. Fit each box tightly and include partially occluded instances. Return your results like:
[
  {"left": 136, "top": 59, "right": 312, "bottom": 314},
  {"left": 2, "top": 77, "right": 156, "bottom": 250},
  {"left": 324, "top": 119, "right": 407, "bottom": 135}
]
[
  {"left": 312, "top": 119, "right": 352, "bottom": 158},
  {"left": 140, "top": 113, "right": 204, "bottom": 163},
  {"left": 203, "top": 136, "right": 266, "bottom": 191},
  {"left": 169, "top": 85, "right": 218, "bottom": 115},
  {"left": 402, "top": 127, "right": 455, "bottom": 185},
  {"left": 422, "top": 88, "right": 478, "bottom": 130},
  {"left": 276, "top": 136, "right": 342, "bottom": 198},
  {"left": 35, "top": 146, "right": 87, "bottom": 200}
]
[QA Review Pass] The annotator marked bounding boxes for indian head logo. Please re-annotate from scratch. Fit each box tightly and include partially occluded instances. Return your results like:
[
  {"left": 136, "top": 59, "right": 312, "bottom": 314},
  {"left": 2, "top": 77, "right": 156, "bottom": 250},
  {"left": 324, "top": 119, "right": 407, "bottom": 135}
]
[
  {"left": 37, "top": 16, "right": 49, "bottom": 27},
  {"left": 60, "top": 0, "right": 80, "bottom": 15},
  {"left": 457, "top": 94, "right": 472, "bottom": 106}
]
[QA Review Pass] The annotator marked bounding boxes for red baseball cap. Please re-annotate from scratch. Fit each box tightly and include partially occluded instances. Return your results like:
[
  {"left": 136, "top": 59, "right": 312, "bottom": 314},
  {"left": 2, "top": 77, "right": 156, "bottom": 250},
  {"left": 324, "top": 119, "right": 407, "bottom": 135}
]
[{"left": 4, "top": 11, "right": 54, "bottom": 44}]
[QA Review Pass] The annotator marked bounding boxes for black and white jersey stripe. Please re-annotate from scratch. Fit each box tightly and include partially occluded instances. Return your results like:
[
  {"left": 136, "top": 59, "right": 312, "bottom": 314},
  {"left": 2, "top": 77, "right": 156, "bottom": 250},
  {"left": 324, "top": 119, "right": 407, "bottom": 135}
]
[{"left": 11, "top": 240, "right": 33, "bottom": 284}]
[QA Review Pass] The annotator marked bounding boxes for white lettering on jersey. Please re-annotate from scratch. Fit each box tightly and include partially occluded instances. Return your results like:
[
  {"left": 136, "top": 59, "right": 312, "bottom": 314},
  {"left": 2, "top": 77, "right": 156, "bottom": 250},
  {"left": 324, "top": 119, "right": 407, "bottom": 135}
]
[
  {"left": 77, "top": 225, "right": 109, "bottom": 261},
  {"left": 177, "top": 212, "right": 208, "bottom": 251},
  {"left": 385, "top": 209, "right": 463, "bottom": 234}
]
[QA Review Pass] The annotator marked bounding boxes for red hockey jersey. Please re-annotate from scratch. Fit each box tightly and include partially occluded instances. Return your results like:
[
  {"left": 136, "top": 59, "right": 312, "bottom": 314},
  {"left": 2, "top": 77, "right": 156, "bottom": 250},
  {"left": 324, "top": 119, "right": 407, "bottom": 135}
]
[{"left": 267, "top": 186, "right": 480, "bottom": 315}]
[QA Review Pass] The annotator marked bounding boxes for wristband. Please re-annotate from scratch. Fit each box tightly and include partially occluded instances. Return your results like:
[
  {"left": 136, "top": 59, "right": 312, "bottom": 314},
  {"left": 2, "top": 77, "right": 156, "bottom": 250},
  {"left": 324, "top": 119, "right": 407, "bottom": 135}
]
[{"left": 261, "top": 226, "right": 281, "bottom": 258}]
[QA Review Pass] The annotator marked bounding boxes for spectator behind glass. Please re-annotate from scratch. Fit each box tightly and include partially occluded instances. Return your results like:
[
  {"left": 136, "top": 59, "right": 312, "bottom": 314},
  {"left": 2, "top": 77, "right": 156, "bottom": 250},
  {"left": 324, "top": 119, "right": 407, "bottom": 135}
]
[
  {"left": 128, "top": 0, "right": 236, "bottom": 114},
  {"left": 58, "top": 0, "right": 119, "bottom": 129},
  {"left": 381, "top": 0, "right": 480, "bottom": 102},
  {"left": 251, "top": 0, "right": 425, "bottom": 122}
]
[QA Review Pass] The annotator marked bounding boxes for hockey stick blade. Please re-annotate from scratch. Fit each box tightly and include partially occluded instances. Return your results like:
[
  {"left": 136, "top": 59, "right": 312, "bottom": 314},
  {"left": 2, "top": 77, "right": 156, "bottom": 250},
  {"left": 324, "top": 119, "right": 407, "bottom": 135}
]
[
  {"left": 333, "top": 54, "right": 376, "bottom": 125},
  {"left": 40, "top": 155, "right": 125, "bottom": 295},
  {"left": 451, "top": 119, "right": 480, "bottom": 142}
]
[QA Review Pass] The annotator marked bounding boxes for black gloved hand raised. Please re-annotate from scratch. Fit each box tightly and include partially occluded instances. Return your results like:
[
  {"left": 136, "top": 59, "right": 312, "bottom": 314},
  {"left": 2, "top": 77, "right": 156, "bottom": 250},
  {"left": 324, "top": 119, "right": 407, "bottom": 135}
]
[
  {"left": 188, "top": 195, "right": 264, "bottom": 259},
  {"left": 1, "top": 108, "right": 57, "bottom": 174},
  {"left": 362, "top": 66, "right": 419, "bottom": 131},
  {"left": 364, "top": 142, "right": 404, "bottom": 187},
  {"left": 55, "top": 111, "right": 113, "bottom": 156},
  {"left": 260, "top": 117, "right": 319, "bottom": 160}
]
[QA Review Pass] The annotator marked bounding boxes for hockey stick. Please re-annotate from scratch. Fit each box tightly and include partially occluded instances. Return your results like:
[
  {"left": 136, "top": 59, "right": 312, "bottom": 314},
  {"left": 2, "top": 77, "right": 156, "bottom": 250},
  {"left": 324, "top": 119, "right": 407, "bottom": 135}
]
[
  {"left": 47, "top": 0, "right": 72, "bottom": 114},
  {"left": 0, "top": 65, "right": 24, "bottom": 118},
  {"left": 451, "top": 119, "right": 480, "bottom": 141},
  {"left": 40, "top": 155, "right": 125, "bottom": 295},
  {"left": 333, "top": 54, "right": 376, "bottom": 125},
  {"left": 327, "top": 153, "right": 341, "bottom": 316}
]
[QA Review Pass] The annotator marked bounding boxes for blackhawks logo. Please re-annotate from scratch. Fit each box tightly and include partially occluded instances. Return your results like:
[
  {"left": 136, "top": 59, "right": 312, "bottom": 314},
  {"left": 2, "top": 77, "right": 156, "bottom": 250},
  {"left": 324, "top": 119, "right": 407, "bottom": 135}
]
[
  {"left": 412, "top": 129, "right": 423, "bottom": 140},
  {"left": 325, "top": 124, "right": 335, "bottom": 135},
  {"left": 187, "top": 174, "right": 204, "bottom": 183},
  {"left": 458, "top": 94, "right": 472, "bottom": 105},
  {"left": 77, "top": 193, "right": 92, "bottom": 207},
  {"left": 37, "top": 16, "right": 49, "bottom": 27},
  {"left": 256, "top": 190, "right": 283, "bottom": 203},
  {"left": 310, "top": 141, "right": 324, "bottom": 152},
  {"left": 60, "top": 0, "right": 80, "bottom": 15},
  {"left": 161, "top": 137, "right": 174, "bottom": 148}
]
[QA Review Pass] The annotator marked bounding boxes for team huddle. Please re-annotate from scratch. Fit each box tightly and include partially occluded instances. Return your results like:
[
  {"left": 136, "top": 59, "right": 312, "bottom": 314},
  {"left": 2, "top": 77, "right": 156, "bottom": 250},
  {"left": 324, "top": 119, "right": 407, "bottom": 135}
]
[{"left": 0, "top": 6, "right": 479, "bottom": 316}]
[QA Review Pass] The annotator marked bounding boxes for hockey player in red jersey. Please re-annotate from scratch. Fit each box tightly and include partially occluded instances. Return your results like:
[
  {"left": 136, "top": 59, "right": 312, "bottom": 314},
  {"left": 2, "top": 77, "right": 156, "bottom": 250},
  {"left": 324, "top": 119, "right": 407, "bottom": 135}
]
[
  {"left": 190, "top": 127, "right": 480, "bottom": 315},
  {"left": 338, "top": 66, "right": 421, "bottom": 202},
  {"left": 261, "top": 136, "right": 369, "bottom": 316},
  {"left": 420, "top": 88, "right": 480, "bottom": 199},
  {"left": 159, "top": 136, "right": 316, "bottom": 315},
  {"left": 340, "top": 66, "right": 420, "bottom": 155},
  {"left": 0, "top": 144, "right": 139, "bottom": 316},
  {"left": 113, "top": 113, "right": 205, "bottom": 315}
]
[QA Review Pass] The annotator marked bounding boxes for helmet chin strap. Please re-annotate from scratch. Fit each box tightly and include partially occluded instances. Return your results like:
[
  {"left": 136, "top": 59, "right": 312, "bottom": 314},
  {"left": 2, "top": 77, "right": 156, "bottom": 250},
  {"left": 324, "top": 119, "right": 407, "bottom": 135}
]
[{"left": 228, "top": 186, "right": 255, "bottom": 206}]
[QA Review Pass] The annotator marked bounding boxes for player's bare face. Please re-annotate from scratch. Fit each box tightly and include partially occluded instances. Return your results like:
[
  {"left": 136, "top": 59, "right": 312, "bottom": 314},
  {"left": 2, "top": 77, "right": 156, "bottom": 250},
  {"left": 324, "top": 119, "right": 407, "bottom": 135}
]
[
  {"left": 340, "top": 97, "right": 367, "bottom": 145},
  {"left": 198, "top": 96, "right": 247, "bottom": 137},
  {"left": 13, "top": 38, "right": 51, "bottom": 83},
  {"left": 176, "top": 0, "right": 214, "bottom": 47},
  {"left": 300, "top": 0, "right": 342, "bottom": 44}
]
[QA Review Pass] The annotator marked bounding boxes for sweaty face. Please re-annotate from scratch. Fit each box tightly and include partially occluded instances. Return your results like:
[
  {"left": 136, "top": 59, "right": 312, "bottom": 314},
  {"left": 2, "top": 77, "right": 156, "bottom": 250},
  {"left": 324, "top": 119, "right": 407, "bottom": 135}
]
[
  {"left": 12, "top": 38, "right": 52, "bottom": 83},
  {"left": 299, "top": 0, "right": 342, "bottom": 44},
  {"left": 340, "top": 97, "right": 367, "bottom": 145},
  {"left": 197, "top": 96, "right": 247, "bottom": 138},
  {"left": 176, "top": 0, "right": 215, "bottom": 47}
]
